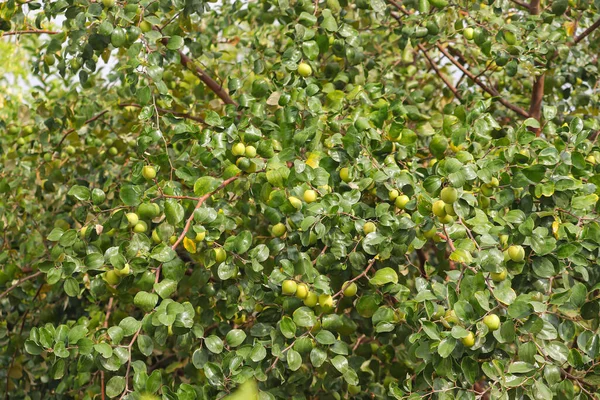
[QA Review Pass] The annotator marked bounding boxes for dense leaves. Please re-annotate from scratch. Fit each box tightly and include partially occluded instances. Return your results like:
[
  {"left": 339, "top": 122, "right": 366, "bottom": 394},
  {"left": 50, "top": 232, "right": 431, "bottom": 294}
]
[{"left": 1, "top": 0, "right": 600, "bottom": 399}]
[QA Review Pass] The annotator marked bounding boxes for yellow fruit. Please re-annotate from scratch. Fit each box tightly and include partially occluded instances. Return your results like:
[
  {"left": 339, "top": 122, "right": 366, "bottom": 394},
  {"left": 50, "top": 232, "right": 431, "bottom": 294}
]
[
  {"left": 444, "top": 203, "right": 456, "bottom": 216},
  {"left": 483, "top": 314, "right": 500, "bottom": 331},
  {"left": 282, "top": 280, "right": 298, "bottom": 295},
  {"left": 295, "top": 283, "right": 309, "bottom": 299},
  {"left": 395, "top": 195, "right": 410, "bottom": 209},
  {"left": 104, "top": 270, "right": 120, "bottom": 285},
  {"left": 169, "top": 235, "right": 177, "bottom": 245},
  {"left": 288, "top": 196, "right": 303, "bottom": 210},
  {"left": 298, "top": 62, "right": 312, "bottom": 77},
  {"left": 438, "top": 214, "right": 453, "bottom": 224},
  {"left": 232, "top": 143, "right": 246, "bottom": 156},
  {"left": 126, "top": 212, "right": 139, "bottom": 227},
  {"left": 304, "top": 292, "right": 318, "bottom": 307},
  {"left": 214, "top": 248, "right": 227, "bottom": 263},
  {"left": 152, "top": 230, "right": 161, "bottom": 243},
  {"left": 491, "top": 268, "right": 507, "bottom": 282},
  {"left": 363, "top": 222, "right": 376, "bottom": 234},
  {"left": 271, "top": 223, "right": 286, "bottom": 237},
  {"left": 423, "top": 227, "right": 437, "bottom": 239},
  {"left": 195, "top": 231, "right": 206, "bottom": 241},
  {"left": 389, "top": 189, "right": 399, "bottom": 201},
  {"left": 339, "top": 167, "right": 352, "bottom": 183},
  {"left": 245, "top": 145, "right": 257, "bottom": 158},
  {"left": 432, "top": 200, "right": 447, "bottom": 217},
  {"left": 318, "top": 294, "right": 334, "bottom": 310},
  {"left": 116, "top": 264, "right": 130, "bottom": 276},
  {"left": 507, "top": 245, "right": 525, "bottom": 262},
  {"left": 342, "top": 282, "right": 357, "bottom": 297},
  {"left": 440, "top": 187, "right": 458, "bottom": 204},
  {"left": 303, "top": 190, "right": 318, "bottom": 203},
  {"left": 463, "top": 27, "right": 474, "bottom": 40},
  {"left": 461, "top": 332, "right": 475, "bottom": 347},
  {"left": 133, "top": 221, "right": 148, "bottom": 233},
  {"left": 142, "top": 165, "right": 156, "bottom": 180}
]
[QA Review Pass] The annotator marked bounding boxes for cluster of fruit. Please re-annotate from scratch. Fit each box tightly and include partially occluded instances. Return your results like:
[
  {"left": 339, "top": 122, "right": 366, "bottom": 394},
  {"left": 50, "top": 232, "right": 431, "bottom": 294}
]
[{"left": 281, "top": 279, "right": 357, "bottom": 311}]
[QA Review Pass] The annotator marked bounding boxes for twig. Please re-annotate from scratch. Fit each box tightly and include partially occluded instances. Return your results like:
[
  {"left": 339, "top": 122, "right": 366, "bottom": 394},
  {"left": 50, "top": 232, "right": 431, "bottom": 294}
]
[
  {"left": 1, "top": 30, "right": 59, "bottom": 36},
  {"left": 0, "top": 271, "right": 43, "bottom": 299},
  {"left": 417, "top": 44, "right": 462, "bottom": 100},
  {"left": 55, "top": 110, "right": 109, "bottom": 150},
  {"left": 118, "top": 102, "right": 205, "bottom": 124},
  {"left": 333, "top": 258, "right": 377, "bottom": 299},
  {"left": 508, "top": 0, "right": 529, "bottom": 8},
  {"left": 574, "top": 18, "right": 600, "bottom": 44},
  {"left": 120, "top": 327, "right": 142, "bottom": 399}
]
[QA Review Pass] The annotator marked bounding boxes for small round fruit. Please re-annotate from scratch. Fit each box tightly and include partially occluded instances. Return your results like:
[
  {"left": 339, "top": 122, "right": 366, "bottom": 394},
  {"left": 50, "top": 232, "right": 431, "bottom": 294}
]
[
  {"left": 438, "top": 214, "right": 454, "bottom": 224},
  {"left": 282, "top": 280, "right": 298, "bottom": 295},
  {"left": 491, "top": 268, "right": 507, "bottom": 282},
  {"left": 389, "top": 189, "right": 399, "bottom": 201},
  {"left": 304, "top": 292, "right": 318, "bottom": 307},
  {"left": 490, "top": 177, "right": 500, "bottom": 187},
  {"left": 342, "top": 282, "right": 357, "bottom": 297},
  {"left": 339, "top": 167, "right": 352, "bottom": 183},
  {"left": 245, "top": 145, "right": 257, "bottom": 158},
  {"left": 298, "top": 62, "right": 312, "bottom": 77},
  {"left": 295, "top": 283, "right": 309, "bottom": 299},
  {"left": 232, "top": 142, "right": 246, "bottom": 156},
  {"left": 432, "top": 200, "right": 447, "bottom": 218},
  {"left": 480, "top": 184, "right": 494, "bottom": 197},
  {"left": 318, "top": 294, "right": 334, "bottom": 309},
  {"left": 133, "top": 221, "right": 148, "bottom": 233},
  {"left": 303, "top": 189, "right": 317, "bottom": 203},
  {"left": 363, "top": 222, "right": 376, "bottom": 234},
  {"left": 483, "top": 314, "right": 500, "bottom": 331},
  {"left": 168, "top": 236, "right": 177, "bottom": 245},
  {"left": 92, "top": 188, "right": 106, "bottom": 205},
  {"left": 423, "top": 227, "right": 437, "bottom": 239},
  {"left": 16, "top": 137, "right": 26, "bottom": 146},
  {"left": 44, "top": 54, "right": 55, "bottom": 66},
  {"left": 464, "top": 27, "right": 474, "bottom": 40},
  {"left": 288, "top": 196, "right": 303, "bottom": 210},
  {"left": 152, "top": 230, "right": 161, "bottom": 243},
  {"left": 104, "top": 270, "right": 120, "bottom": 285},
  {"left": 65, "top": 145, "right": 76, "bottom": 155},
  {"left": 126, "top": 212, "right": 139, "bottom": 227},
  {"left": 109, "top": 146, "right": 118, "bottom": 156},
  {"left": 507, "top": 245, "right": 525, "bottom": 262},
  {"left": 214, "top": 248, "right": 227, "bottom": 263},
  {"left": 440, "top": 187, "right": 458, "bottom": 204},
  {"left": 395, "top": 195, "right": 410, "bottom": 209},
  {"left": 461, "top": 332, "right": 475, "bottom": 347},
  {"left": 102, "top": 0, "right": 115, "bottom": 7},
  {"left": 142, "top": 165, "right": 156, "bottom": 180},
  {"left": 444, "top": 203, "right": 456, "bottom": 216},
  {"left": 140, "top": 20, "right": 152, "bottom": 33},
  {"left": 271, "top": 222, "right": 286, "bottom": 237},
  {"left": 195, "top": 231, "right": 206, "bottom": 242}
]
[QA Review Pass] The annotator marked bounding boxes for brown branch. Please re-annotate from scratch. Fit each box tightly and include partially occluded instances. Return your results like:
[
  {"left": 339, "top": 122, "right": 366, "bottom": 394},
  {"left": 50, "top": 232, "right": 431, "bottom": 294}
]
[
  {"left": 528, "top": 75, "right": 545, "bottom": 135},
  {"left": 55, "top": 110, "right": 109, "bottom": 150},
  {"left": 159, "top": 37, "right": 237, "bottom": 106},
  {"left": 1, "top": 30, "right": 59, "bottom": 37},
  {"left": 120, "top": 326, "right": 142, "bottom": 399},
  {"left": 574, "top": 18, "right": 600, "bottom": 44},
  {"left": 119, "top": 102, "right": 205, "bottom": 123},
  {"left": 435, "top": 45, "right": 530, "bottom": 118},
  {"left": 418, "top": 44, "right": 462, "bottom": 100},
  {"left": 333, "top": 258, "right": 377, "bottom": 299},
  {"left": 0, "top": 271, "right": 43, "bottom": 299},
  {"left": 528, "top": 0, "right": 541, "bottom": 14}
]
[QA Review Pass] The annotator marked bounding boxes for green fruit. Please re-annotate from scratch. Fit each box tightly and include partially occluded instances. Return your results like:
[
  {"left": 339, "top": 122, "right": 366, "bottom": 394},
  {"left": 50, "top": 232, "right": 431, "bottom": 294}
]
[
  {"left": 318, "top": 294, "right": 334, "bottom": 310},
  {"left": 461, "top": 332, "right": 475, "bottom": 347},
  {"left": 152, "top": 230, "right": 161, "bottom": 243},
  {"left": 423, "top": 227, "right": 437, "bottom": 239},
  {"left": 214, "top": 248, "right": 227, "bottom": 263},
  {"left": 271, "top": 223, "right": 286, "bottom": 237},
  {"left": 483, "top": 314, "right": 500, "bottom": 331},
  {"left": 288, "top": 196, "right": 303, "bottom": 210},
  {"left": 363, "top": 222, "right": 376, "bottom": 234},
  {"left": 295, "top": 283, "right": 309, "bottom": 299},
  {"left": 429, "top": 135, "right": 448, "bottom": 158},
  {"left": 133, "top": 221, "right": 148, "bottom": 233},
  {"left": 245, "top": 145, "right": 257, "bottom": 158},
  {"left": 507, "top": 245, "right": 525, "bottom": 262},
  {"left": 92, "top": 188, "right": 106, "bottom": 205},
  {"left": 395, "top": 195, "right": 410, "bottom": 209},
  {"left": 298, "top": 62, "right": 312, "bottom": 77},
  {"left": 444, "top": 203, "right": 456, "bottom": 217},
  {"left": 108, "top": 146, "right": 118, "bottom": 156},
  {"left": 140, "top": 20, "right": 152, "bottom": 33},
  {"left": 389, "top": 189, "right": 399, "bottom": 201},
  {"left": 142, "top": 165, "right": 156, "bottom": 180},
  {"left": 44, "top": 54, "right": 55, "bottom": 66},
  {"left": 303, "top": 190, "right": 317, "bottom": 203},
  {"left": 463, "top": 27, "right": 474, "bottom": 40},
  {"left": 339, "top": 167, "right": 352, "bottom": 183},
  {"left": 480, "top": 184, "right": 494, "bottom": 197},
  {"left": 111, "top": 27, "right": 127, "bottom": 48},
  {"left": 195, "top": 231, "right": 206, "bottom": 242},
  {"left": 116, "top": 264, "right": 130, "bottom": 276},
  {"left": 491, "top": 268, "right": 507, "bottom": 282},
  {"left": 102, "top": 0, "right": 115, "bottom": 7},
  {"left": 432, "top": 200, "right": 447, "bottom": 218},
  {"left": 342, "top": 282, "right": 357, "bottom": 297},
  {"left": 169, "top": 235, "right": 177, "bottom": 245},
  {"left": 282, "top": 280, "right": 298, "bottom": 295},
  {"left": 126, "top": 212, "right": 139, "bottom": 227},
  {"left": 232, "top": 142, "right": 246, "bottom": 156},
  {"left": 16, "top": 138, "right": 26, "bottom": 146},
  {"left": 65, "top": 145, "right": 76, "bottom": 155},
  {"left": 104, "top": 270, "right": 120, "bottom": 285},
  {"left": 429, "top": 0, "right": 449, "bottom": 7},
  {"left": 304, "top": 292, "right": 318, "bottom": 307},
  {"left": 137, "top": 203, "right": 160, "bottom": 219},
  {"left": 504, "top": 30, "right": 517, "bottom": 45},
  {"left": 438, "top": 214, "right": 454, "bottom": 224},
  {"left": 440, "top": 187, "right": 458, "bottom": 204}
]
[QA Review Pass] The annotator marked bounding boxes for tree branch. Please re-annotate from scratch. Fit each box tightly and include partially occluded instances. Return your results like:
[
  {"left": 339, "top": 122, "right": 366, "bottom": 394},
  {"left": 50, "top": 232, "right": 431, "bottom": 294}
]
[
  {"left": 528, "top": 74, "right": 545, "bottom": 134},
  {"left": 436, "top": 45, "right": 530, "bottom": 118},
  {"left": 528, "top": 0, "right": 541, "bottom": 14},
  {"left": 0, "top": 271, "right": 43, "bottom": 299},
  {"left": 417, "top": 44, "right": 462, "bottom": 100},
  {"left": 574, "top": 18, "right": 600, "bottom": 44},
  {"left": 119, "top": 103, "right": 205, "bottom": 124},
  {"left": 55, "top": 110, "right": 109, "bottom": 150},
  {"left": 159, "top": 38, "right": 237, "bottom": 106},
  {"left": 508, "top": 0, "right": 529, "bottom": 9},
  {"left": 1, "top": 30, "right": 59, "bottom": 37},
  {"left": 333, "top": 258, "right": 377, "bottom": 299}
]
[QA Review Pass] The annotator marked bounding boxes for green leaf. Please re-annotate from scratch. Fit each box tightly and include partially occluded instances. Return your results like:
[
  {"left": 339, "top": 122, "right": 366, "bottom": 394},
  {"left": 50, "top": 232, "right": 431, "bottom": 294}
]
[
  {"left": 153, "top": 279, "right": 177, "bottom": 299},
  {"left": 287, "top": 349, "right": 302, "bottom": 371},
  {"left": 106, "top": 376, "right": 125, "bottom": 398},
  {"left": 150, "top": 244, "right": 177, "bottom": 263},
  {"left": 166, "top": 35, "right": 184, "bottom": 50},
  {"left": 438, "top": 337, "right": 456, "bottom": 358},
  {"left": 134, "top": 291, "right": 159, "bottom": 312},
  {"left": 225, "top": 329, "right": 246, "bottom": 347},
  {"left": 67, "top": 185, "right": 91, "bottom": 201},
  {"left": 194, "top": 176, "right": 221, "bottom": 196},
  {"left": 369, "top": 267, "right": 398, "bottom": 286},
  {"left": 205, "top": 335, "right": 224, "bottom": 354},
  {"left": 292, "top": 307, "right": 317, "bottom": 327}
]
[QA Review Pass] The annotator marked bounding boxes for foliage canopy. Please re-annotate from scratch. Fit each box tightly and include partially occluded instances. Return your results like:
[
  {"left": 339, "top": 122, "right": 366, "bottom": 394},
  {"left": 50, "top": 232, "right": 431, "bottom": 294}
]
[{"left": 1, "top": 0, "right": 600, "bottom": 399}]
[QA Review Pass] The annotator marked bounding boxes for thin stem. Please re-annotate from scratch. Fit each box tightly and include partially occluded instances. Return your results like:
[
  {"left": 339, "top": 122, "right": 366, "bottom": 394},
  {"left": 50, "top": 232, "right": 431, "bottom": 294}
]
[
  {"left": 333, "top": 258, "right": 376, "bottom": 299},
  {"left": 119, "top": 102, "right": 205, "bottom": 124},
  {"left": 0, "top": 271, "right": 43, "bottom": 299},
  {"left": 1, "top": 30, "right": 59, "bottom": 36},
  {"left": 55, "top": 110, "right": 109, "bottom": 150},
  {"left": 418, "top": 44, "right": 462, "bottom": 100},
  {"left": 574, "top": 18, "right": 600, "bottom": 44}
]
